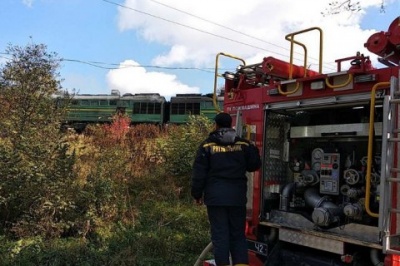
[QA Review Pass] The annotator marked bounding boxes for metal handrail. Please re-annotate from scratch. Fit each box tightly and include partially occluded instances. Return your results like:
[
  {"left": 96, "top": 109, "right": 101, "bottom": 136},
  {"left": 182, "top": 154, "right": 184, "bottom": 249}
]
[
  {"left": 325, "top": 73, "right": 353, "bottom": 89},
  {"left": 365, "top": 81, "right": 391, "bottom": 218},
  {"left": 285, "top": 27, "right": 323, "bottom": 79},
  {"left": 213, "top": 52, "right": 246, "bottom": 113}
]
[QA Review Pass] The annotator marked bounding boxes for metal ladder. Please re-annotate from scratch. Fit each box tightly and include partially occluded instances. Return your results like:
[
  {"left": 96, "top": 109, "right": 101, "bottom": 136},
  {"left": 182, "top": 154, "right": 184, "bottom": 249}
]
[{"left": 380, "top": 76, "right": 400, "bottom": 254}]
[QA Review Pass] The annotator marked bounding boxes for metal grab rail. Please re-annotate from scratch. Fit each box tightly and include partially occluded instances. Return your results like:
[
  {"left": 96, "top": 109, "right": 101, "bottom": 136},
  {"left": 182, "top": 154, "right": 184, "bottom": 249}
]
[
  {"left": 277, "top": 81, "right": 301, "bottom": 95},
  {"left": 213, "top": 52, "right": 246, "bottom": 113},
  {"left": 285, "top": 27, "right": 323, "bottom": 79},
  {"left": 365, "top": 81, "right": 391, "bottom": 218},
  {"left": 325, "top": 73, "right": 353, "bottom": 89},
  {"left": 276, "top": 27, "right": 323, "bottom": 96}
]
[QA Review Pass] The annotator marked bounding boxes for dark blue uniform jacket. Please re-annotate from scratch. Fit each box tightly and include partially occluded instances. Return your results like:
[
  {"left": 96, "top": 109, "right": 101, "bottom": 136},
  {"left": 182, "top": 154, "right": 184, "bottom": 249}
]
[{"left": 191, "top": 128, "right": 261, "bottom": 206}]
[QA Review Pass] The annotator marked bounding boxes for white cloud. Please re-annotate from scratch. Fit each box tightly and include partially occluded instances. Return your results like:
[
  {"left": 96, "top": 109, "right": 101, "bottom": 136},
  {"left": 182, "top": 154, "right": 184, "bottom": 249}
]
[
  {"left": 106, "top": 60, "right": 199, "bottom": 100},
  {"left": 117, "top": 0, "right": 386, "bottom": 70},
  {"left": 152, "top": 45, "right": 188, "bottom": 66},
  {"left": 110, "top": 0, "right": 393, "bottom": 95}
]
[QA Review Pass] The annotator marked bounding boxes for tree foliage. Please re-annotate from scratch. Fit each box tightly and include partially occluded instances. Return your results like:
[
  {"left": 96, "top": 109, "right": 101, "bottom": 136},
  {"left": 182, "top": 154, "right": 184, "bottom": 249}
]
[
  {"left": 160, "top": 115, "right": 213, "bottom": 176},
  {"left": 0, "top": 43, "right": 78, "bottom": 238},
  {"left": 0, "top": 43, "right": 213, "bottom": 263},
  {"left": 0, "top": 43, "right": 64, "bottom": 142},
  {"left": 158, "top": 115, "right": 214, "bottom": 195},
  {"left": 322, "top": 0, "right": 385, "bottom": 16}
]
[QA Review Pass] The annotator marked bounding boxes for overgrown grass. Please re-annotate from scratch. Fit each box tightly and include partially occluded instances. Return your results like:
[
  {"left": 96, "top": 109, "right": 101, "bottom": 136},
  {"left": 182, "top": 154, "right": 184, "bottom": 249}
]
[{"left": 0, "top": 116, "right": 214, "bottom": 265}]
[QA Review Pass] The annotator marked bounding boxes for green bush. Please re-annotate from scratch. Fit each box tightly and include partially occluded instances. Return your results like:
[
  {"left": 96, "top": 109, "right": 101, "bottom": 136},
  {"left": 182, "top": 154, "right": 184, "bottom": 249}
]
[
  {"left": 158, "top": 115, "right": 213, "bottom": 191},
  {"left": 0, "top": 43, "right": 82, "bottom": 239},
  {"left": 0, "top": 80, "right": 214, "bottom": 264}
]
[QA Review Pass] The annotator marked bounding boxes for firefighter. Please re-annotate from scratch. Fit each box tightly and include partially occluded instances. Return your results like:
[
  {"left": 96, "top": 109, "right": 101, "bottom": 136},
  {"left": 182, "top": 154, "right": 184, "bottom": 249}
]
[{"left": 191, "top": 112, "right": 261, "bottom": 266}]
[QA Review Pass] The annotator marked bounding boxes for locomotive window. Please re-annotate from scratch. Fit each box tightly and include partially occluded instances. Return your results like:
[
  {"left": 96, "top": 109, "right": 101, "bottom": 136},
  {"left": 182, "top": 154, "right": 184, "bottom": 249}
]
[
  {"left": 154, "top": 103, "right": 161, "bottom": 114},
  {"left": 110, "top": 100, "right": 117, "bottom": 106},
  {"left": 171, "top": 103, "right": 185, "bottom": 115},
  {"left": 178, "top": 103, "right": 185, "bottom": 114},
  {"left": 171, "top": 103, "right": 177, "bottom": 114},
  {"left": 90, "top": 100, "right": 99, "bottom": 106},
  {"left": 133, "top": 102, "right": 140, "bottom": 114},
  {"left": 185, "top": 102, "right": 200, "bottom": 115},
  {"left": 81, "top": 100, "right": 89, "bottom": 106},
  {"left": 100, "top": 100, "right": 108, "bottom": 106},
  {"left": 186, "top": 103, "right": 193, "bottom": 114},
  {"left": 139, "top": 103, "right": 147, "bottom": 114},
  {"left": 71, "top": 100, "right": 79, "bottom": 105},
  {"left": 193, "top": 102, "right": 200, "bottom": 115},
  {"left": 148, "top": 102, "right": 155, "bottom": 114}
]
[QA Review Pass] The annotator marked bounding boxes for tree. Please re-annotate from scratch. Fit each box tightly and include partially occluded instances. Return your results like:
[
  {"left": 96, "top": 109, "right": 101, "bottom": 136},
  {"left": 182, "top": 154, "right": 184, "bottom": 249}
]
[
  {"left": 0, "top": 43, "right": 63, "bottom": 146},
  {"left": 0, "top": 43, "right": 77, "bottom": 238},
  {"left": 322, "top": 0, "right": 385, "bottom": 16}
]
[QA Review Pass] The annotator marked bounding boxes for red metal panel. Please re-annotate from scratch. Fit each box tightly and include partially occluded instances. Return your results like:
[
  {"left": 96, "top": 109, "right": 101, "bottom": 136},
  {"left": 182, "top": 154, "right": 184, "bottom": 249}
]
[
  {"left": 262, "top": 56, "right": 319, "bottom": 79},
  {"left": 388, "top": 17, "right": 400, "bottom": 46},
  {"left": 385, "top": 254, "right": 400, "bottom": 266},
  {"left": 248, "top": 251, "right": 264, "bottom": 266}
]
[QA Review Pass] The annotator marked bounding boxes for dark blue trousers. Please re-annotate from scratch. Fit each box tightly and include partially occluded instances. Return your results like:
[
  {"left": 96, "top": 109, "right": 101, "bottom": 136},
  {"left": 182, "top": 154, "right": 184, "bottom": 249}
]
[{"left": 206, "top": 205, "right": 248, "bottom": 265}]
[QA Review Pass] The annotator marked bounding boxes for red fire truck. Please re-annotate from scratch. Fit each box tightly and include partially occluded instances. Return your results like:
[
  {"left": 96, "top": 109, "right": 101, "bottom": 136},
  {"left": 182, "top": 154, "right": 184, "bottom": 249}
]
[{"left": 205, "top": 16, "right": 400, "bottom": 265}]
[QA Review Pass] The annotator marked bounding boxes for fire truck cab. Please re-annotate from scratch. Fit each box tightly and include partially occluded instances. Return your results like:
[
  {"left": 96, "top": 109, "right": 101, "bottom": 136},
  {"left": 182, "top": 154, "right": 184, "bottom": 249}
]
[{"left": 210, "top": 17, "right": 400, "bottom": 266}]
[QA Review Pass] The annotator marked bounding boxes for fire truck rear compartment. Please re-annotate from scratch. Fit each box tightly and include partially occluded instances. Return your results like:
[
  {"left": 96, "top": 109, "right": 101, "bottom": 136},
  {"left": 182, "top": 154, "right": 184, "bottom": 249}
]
[{"left": 260, "top": 100, "right": 388, "bottom": 255}]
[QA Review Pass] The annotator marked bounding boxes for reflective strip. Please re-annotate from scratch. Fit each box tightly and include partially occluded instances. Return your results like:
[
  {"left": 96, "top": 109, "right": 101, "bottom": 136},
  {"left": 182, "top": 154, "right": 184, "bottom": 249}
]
[
  {"left": 203, "top": 142, "right": 217, "bottom": 147},
  {"left": 203, "top": 141, "right": 249, "bottom": 148}
]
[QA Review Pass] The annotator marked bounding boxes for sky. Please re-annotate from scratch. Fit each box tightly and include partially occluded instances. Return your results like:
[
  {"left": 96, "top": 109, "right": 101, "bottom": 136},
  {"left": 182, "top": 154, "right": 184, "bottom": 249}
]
[{"left": 0, "top": 0, "right": 399, "bottom": 100}]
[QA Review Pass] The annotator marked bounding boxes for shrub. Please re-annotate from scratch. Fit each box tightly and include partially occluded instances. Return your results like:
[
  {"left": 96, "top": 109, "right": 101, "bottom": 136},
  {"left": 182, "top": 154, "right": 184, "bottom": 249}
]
[
  {"left": 158, "top": 115, "right": 213, "bottom": 195},
  {"left": 0, "top": 100, "right": 214, "bottom": 264}
]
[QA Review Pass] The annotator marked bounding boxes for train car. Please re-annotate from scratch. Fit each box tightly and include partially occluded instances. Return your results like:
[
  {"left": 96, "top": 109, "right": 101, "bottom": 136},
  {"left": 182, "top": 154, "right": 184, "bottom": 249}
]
[
  {"left": 62, "top": 89, "right": 121, "bottom": 131},
  {"left": 126, "top": 93, "right": 166, "bottom": 124},
  {"left": 56, "top": 90, "right": 223, "bottom": 130},
  {"left": 169, "top": 93, "right": 222, "bottom": 124}
]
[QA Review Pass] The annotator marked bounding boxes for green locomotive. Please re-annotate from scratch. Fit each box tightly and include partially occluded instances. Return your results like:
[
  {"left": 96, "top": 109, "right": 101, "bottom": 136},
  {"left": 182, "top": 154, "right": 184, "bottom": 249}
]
[{"left": 57, "top": 90, "right": 223, "bottom": 131}]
